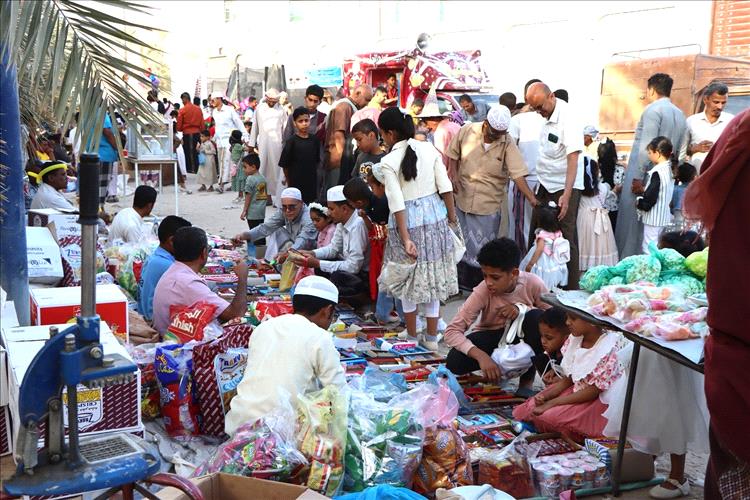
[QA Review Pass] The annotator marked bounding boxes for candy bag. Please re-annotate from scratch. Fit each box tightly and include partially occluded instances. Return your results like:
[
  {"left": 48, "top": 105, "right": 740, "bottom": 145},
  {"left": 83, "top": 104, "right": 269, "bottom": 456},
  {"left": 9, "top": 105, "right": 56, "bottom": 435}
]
[
  {"left": 685, "top": 247, "right": 708, "bottom": 278},
  {"left": 155, "top": 344, "right": 200, "bottom": 438},
  {"left": 580, "top": 265, "right": 614, "bottom": 292},
  {"left": 165, "top": 301, "right": 220, "bottom": 343},
  {"left": 215, "top": 348, "right": 248, "bottom": 415},
  {"left": 478, "top": 432, "right": 536, "bottom": 499},
  {"left": 296, "top": 385, "right": 349, "bottom": 496}
]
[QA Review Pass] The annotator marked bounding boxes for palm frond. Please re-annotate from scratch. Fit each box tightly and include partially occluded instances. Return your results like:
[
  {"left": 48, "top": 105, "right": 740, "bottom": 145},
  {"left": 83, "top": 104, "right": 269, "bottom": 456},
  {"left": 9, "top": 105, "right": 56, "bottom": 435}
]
[{"left": 0, "top": 0, "right": 165, "bottom": 159}]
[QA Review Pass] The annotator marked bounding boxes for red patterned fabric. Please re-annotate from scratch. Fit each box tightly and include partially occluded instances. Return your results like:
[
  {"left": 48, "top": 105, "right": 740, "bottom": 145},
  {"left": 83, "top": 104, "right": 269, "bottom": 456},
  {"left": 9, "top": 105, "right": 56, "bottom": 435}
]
[
  {"left": 368, "top": 226, "right": 386, "bottom": 301},
  {"left": 192, "top": 324, "right": 254, "bottom": 437}
]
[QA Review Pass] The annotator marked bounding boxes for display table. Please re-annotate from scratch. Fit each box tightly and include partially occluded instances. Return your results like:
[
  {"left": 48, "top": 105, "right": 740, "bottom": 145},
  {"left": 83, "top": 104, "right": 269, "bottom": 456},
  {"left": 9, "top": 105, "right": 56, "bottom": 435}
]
[
  {"left": 131, "top": 159, "right": 180, "bottom": 216},
  {"left": 541, "top": 293, "right": 704, "bottom": 497}
]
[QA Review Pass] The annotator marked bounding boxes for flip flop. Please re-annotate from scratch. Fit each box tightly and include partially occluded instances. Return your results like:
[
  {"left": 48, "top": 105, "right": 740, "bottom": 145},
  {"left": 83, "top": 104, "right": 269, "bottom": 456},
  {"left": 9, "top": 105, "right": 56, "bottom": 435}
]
[{"left": 515, "top": 387, "right": 538, "bottom": 399}]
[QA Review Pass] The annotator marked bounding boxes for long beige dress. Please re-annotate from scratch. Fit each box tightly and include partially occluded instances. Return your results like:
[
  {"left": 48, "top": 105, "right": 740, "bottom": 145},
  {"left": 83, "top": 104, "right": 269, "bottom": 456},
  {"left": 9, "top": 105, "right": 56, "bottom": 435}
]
[{"left": 197, "top": 140, "right": 217, "bottom": 187}]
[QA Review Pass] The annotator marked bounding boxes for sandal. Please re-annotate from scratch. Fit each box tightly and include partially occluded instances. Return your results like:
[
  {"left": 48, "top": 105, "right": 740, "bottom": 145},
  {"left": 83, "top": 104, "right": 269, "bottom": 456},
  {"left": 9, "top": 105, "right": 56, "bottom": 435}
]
[
  {"left": 207, "top": 185, "right": 214, "bottom": 192},
  {"left": 649, "top": 478, "right": 690, "bottom": 498},
  {"left": 198, "top": 185, "right": 207, "bottom": 192}
]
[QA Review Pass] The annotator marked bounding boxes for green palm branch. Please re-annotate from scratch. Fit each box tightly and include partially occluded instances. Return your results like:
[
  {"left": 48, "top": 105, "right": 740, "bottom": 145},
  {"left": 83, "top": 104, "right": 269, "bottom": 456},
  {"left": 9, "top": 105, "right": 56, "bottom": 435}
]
[{"left": 0, "top": 0, "right": 164, "bottom": 160}]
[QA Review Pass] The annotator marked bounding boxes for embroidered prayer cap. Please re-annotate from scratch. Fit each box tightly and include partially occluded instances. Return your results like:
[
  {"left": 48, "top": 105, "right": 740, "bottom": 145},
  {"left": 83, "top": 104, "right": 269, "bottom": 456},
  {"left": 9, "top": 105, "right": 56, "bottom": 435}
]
[
  {"left": 265, "top": 88, "right": 281, "bottom": 100},
  {"left": 211, "top": 91, "right": 225, "bottom": 100},
  {"left": 295, "top": 276, "right": 339, "bottom": 304},
  {"left": 326, "top": 185, "right": 346, "bottom": 202},
  {"left": 486, "top": 105, "right": 511, "bottom": 132},
  {"left": 280, "top": 187, "right": 303, "bottom": 201}
]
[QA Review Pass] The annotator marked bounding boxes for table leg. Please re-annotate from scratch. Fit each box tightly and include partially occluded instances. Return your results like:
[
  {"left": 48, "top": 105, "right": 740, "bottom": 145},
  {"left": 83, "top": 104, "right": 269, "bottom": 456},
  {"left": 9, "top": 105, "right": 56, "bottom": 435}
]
[
  {"left": 174, "top": 160, "right": 179, "bottom": 216},
  {"left": 612, "top": 342, "right": 641, "bottom": 496}
]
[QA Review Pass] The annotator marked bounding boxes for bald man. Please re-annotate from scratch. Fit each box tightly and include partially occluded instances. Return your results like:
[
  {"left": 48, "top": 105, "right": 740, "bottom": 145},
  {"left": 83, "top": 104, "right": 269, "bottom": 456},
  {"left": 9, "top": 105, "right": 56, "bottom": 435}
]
[
  {"left": 525, "top": 82, "right": 585, "bottom": 289},
  {"left": 325, "top": 84, "right": 373, "bottom": 190}
]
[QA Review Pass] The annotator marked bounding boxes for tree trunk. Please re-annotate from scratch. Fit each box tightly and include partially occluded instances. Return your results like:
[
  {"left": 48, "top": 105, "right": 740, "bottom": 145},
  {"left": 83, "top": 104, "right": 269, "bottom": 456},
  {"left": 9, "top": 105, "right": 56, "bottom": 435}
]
[{"left": 0, "top": 47, "right": 30, "bottom": 325}]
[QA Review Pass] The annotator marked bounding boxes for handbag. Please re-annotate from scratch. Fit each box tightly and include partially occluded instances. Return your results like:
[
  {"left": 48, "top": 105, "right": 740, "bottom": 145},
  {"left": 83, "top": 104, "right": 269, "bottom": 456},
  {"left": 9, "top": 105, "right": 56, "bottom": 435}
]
[
  {"left": 197, "top": 152, "right": 206, "bottom": 165},
  {"left": 490, "top": 303, "right": 534, "bottom": 379},
  {"left": 449, "top": 221, "right": 466, "bottom": 264}
]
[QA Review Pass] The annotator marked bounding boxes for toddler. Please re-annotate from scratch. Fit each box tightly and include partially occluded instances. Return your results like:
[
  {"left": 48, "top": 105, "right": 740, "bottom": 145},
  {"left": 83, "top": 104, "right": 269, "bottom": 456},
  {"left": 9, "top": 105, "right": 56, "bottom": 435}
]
[
  {"left": 670, "top": 163, "right": 697, "bottom": 225},
  {"left": 197, "top": 130, "right": 217, "bottom": 192},
  {"left": 520, "top": 203, "right": 570, "bottom": 290},
  {"left": 230, "top": 130, "right": 245, "bottom": 202}
]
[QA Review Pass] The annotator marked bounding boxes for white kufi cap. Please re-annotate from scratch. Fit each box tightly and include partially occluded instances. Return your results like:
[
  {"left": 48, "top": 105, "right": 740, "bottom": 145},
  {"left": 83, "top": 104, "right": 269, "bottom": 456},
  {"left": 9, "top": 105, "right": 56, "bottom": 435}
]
[
  {"left": 280, "top": 187, "right": 302, "bottom": 201},
  {"left": 326, "top": 185, "right": 346, "bottom": 202},
  {"left": 487, "top": 105, "right": 511, "bottom": 132},
  {"left": 294, "top": 276, "right": 339, "bottom": 304}
]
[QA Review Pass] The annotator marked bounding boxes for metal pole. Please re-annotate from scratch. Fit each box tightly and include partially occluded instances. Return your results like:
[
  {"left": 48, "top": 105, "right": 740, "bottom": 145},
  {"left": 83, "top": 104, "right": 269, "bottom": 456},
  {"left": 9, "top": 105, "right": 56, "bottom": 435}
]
[
  {"left": 78, "top": 153, "right": 100, "bottom": 317},
  {"left": 612, "top": 342, "right": 641, "bottom": 496},
  {"left": 0, "top": 45, "right": 30, "bottom": 325}
]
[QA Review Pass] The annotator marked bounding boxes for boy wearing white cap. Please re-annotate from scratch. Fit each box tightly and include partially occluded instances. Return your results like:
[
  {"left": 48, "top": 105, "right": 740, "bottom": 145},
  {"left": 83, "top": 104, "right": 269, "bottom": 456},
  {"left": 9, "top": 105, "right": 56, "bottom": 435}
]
[
  {"left": 291, "top": 185, "right": 370, "bottom": 300},
  {"left": 224, "top": 276, "right": 345, "bottom": 435}
]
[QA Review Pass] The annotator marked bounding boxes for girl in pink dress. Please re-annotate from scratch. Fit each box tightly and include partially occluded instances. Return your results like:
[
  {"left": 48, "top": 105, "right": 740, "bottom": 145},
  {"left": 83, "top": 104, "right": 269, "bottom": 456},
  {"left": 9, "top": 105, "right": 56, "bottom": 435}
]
[
  {"left": 309, "top": 202, "right": 335, "bottom": 249},
  {"left": 513, "top": 312, "right": 627, "bottom": 441}
]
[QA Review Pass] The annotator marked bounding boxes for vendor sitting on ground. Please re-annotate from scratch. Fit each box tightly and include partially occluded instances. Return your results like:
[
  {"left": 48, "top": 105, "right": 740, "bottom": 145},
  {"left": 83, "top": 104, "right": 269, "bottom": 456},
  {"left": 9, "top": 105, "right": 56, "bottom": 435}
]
[
  {"left": 152, "top": 226, "right": 248, "bottom": 334},
  {"left": 29, "top": 160, "right": 75, "bottom": 211},
  {"left": 232, "top": 187, "right": 317, "bottom": 261},
  {"left": 108, "top": 185, "right": 158, "bottom": 245},
  {"left": 138, "top": 215, "right": 192, "bottom": 322},
  {"left": 224, "top": 275, "right": 346, "bottom": 436},
  {"left": 444, "top": 237, "right": 550, "bottom": 397},
  {"left": 290, "top": 185, "right": 370, "bottom": 300}
]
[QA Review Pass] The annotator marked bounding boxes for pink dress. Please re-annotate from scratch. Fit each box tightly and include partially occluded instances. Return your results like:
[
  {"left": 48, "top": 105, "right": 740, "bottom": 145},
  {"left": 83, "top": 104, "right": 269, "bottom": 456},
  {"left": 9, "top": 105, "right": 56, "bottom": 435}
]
[
  {"left": 316, "top": 223, "right": 335, "bottom": 249},
  {"left": 513, "top": 332, "right": 626, "bottom": 440}
]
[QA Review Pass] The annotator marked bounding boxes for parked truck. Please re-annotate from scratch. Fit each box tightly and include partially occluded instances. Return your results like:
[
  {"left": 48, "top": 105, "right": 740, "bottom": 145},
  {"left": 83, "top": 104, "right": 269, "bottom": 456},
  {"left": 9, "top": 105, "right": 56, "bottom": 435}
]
[{"left": 599, "top": 53, "right": 750, "bottom": 159}]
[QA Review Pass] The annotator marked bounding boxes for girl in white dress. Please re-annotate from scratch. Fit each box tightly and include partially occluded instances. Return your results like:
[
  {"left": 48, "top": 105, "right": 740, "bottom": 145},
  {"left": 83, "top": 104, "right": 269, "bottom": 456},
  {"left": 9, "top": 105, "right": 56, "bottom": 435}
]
[
  {"left": 578, "top": 156, "right": 619, "bottom": 271},
  {"left": 520, "top": 203, "right": 569, "bottom": 290}
]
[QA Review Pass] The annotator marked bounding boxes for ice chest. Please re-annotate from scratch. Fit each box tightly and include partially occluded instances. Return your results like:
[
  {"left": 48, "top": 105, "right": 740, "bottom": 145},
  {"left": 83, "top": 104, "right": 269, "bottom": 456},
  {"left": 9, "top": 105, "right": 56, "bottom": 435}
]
[
  {"left": 28, "top": 208, "right": 81, "bottom": 239},
  {"left": 26, "top": 226, "right": 64, "bottom": 285},
  {"left": 29, "top": 284, "right": 129, "bottom": 342},
  {"left": 2, "top": 322, "right": 142, "bottom": 452},
  {"left": 157, "top": 473, "right": 328, "bottom": 500}
]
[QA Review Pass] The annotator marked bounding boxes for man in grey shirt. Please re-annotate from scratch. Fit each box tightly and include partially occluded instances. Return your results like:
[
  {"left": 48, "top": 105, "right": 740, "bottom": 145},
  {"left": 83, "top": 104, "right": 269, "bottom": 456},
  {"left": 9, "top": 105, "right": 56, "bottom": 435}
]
[
  {"left": 458, "top": 94, "right": 489, "bottom": 123},
  {"left": 232, "top": 187, "right": 317, "bottom": 262},
  {"left": 615, "top": 73, "right": 686, "bottom": 258}
]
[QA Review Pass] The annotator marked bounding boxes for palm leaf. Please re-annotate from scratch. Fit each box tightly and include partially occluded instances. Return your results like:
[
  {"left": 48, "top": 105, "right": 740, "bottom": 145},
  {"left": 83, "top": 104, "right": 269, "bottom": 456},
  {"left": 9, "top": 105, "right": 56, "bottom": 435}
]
[{"left": 0, "top": 0, "right": 164, "bottom": 160}]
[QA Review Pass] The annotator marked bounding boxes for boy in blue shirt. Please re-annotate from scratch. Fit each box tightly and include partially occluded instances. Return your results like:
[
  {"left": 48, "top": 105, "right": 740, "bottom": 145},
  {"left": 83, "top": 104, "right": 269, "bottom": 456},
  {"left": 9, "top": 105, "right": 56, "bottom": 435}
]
[{"left": 138, "top": 215, "right": 192, "bottom": 322}]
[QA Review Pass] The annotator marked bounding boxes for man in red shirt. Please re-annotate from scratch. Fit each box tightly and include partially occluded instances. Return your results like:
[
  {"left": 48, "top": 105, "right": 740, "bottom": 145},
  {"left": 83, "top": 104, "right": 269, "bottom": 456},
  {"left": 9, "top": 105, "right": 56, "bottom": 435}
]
[{"left": 177, "top": 92, "right": 204, "bottom": 174}]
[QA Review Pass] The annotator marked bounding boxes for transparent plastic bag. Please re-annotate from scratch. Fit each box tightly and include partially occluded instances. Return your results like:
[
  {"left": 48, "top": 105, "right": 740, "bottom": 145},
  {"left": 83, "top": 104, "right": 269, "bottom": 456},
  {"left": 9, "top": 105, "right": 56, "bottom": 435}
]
[
  {"left": 348, "top": 367, "right": 407, "bottom": 402},
  {"left": 478, "top": 431, "right": 537, "bottom": 499},
  {"left": 155, "top": 344, "right": 199, "bottom": 438}
]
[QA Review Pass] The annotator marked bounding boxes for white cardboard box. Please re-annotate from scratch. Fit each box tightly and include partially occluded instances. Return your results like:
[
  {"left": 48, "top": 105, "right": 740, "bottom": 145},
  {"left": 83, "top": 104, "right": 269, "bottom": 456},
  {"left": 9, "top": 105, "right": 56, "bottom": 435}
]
[
  {"left": 26, "top": 226, "right": 64, "bottom": 285},
  {"left": 28, "top": 208, "right": 81, "bottom": 240},
  {"left": 0, "top": 346, "right": 8, "bottom": 407},
  {"left": 29, "top": 285, "right": 129, "bottom": 342},
  {"left": 3, "top": 322, "right": 141, "bottom": 453}
]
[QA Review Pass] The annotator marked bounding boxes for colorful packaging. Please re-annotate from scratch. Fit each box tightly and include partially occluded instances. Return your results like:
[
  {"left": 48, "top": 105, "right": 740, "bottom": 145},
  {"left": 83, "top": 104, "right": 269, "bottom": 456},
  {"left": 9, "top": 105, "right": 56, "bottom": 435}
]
[
  {"left": 215, "top": 348, "right": 248, "bottom": 415},
  {"left": 155, "top": 344, "right": 199, "bottom": 437},
  {"left": 165, "top": 301, "right": 220, "bottom": 343}
]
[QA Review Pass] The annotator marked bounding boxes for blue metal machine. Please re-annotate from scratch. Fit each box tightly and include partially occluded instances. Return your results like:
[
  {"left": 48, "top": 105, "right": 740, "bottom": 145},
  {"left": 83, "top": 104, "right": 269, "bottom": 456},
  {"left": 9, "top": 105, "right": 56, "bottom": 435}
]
[{"left": 3, "top": 154, "right": 199, "bottom": 499}]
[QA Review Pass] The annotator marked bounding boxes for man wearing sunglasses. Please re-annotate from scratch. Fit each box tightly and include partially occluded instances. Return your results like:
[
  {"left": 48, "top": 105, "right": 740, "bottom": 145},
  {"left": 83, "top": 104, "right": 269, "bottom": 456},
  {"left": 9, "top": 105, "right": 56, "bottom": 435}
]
[{"left": 232, "top": 187, "right": 317, "bottom": 262}]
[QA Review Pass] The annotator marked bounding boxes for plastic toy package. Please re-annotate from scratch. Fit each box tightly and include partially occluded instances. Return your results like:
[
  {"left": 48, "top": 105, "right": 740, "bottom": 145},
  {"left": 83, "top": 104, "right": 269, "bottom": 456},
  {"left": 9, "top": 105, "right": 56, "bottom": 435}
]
[
  {"left": 586, "top": 284, "right": 691, "bottom": 322},
  {"left": 343, "top": 391, "right": 425, "bottom": 492},
  {"left": 155, "top": 344, "right": 200, "bottom": 438},
  {"left": 296, "top": 385, "right": 349, "bottom": 496},
  {"left": 477, "top": 432, "right": 537, "bottom": 500}
]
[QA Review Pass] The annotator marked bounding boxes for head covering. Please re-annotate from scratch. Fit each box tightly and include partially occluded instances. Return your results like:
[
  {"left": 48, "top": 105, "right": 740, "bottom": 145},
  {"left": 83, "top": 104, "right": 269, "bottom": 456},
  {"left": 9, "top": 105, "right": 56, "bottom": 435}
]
[
  {"left": 211, "top": 91, "right": 225, "bottom": 100},
  {"left": 416, "top": 84, "right": 443, "bottom": 119},
  {"left": 294, "top": 275, "right": 339, "bottom": 304},
  {"left": 583, "top": 125, "right": 599, "bottom": 139},
  {"left": 265, "top": 88, "right": 280, "bottom": 100},
  {"left": 32, "top": 161, "right": 67, "bottom": 181},
  {"left": 371, "top": 163, "right": 385, "bottom": 184},
  {"left": 486, "top": 105, "right": 511, "bottom": 131},
  {"left": 280, "top": 187, "right": 303, "bottom": 201},
  {"left": 326, "top": 185, "right": 346, "bottom": 202}
]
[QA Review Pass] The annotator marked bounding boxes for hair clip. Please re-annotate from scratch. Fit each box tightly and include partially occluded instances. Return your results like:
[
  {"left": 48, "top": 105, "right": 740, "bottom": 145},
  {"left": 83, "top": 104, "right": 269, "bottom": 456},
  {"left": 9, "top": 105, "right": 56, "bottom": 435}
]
[{"left": 547, "top": 201, "right": 558, "bottom": 208}]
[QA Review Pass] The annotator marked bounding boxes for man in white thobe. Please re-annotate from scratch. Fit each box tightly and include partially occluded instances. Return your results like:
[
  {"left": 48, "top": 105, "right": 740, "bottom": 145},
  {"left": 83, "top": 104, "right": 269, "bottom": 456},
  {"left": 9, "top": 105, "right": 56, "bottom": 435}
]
[
  {"left": 211, "top": 91, "right": 245, "bottom": 192},
  {"left": 248, "top": 88, "right": 287, "bottom": 206}
]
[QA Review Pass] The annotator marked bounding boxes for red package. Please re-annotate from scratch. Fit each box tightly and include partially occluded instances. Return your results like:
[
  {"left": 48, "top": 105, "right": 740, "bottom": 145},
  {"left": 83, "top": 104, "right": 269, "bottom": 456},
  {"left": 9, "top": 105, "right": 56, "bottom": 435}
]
[
  {"left": 192, "top": 324, "right": 254, "bottom": 436},
  {"left": 166, "top": 301, "right": 219, "bottom": 343},
  {"left": 155, "top": 344, "right": 199, "bottom": 437},
  {"left": 133, "top": 258, "right": 143, "bottom": 283},
  {"left": 254, "top": 300, "right": 293, "bottom": 322}
]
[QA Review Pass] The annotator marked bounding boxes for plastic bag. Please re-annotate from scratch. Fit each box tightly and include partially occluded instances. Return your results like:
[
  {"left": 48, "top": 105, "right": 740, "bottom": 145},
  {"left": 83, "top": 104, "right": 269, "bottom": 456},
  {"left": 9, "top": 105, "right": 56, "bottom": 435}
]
[
  {"left": 412, "top": 381, "right": 473, "bottom": 496},
  {"left": 685, "top": 247, "right": 708, "bottom": 278},
  {"left": 279, "top": 259, "right": 298, "bottom": 292},
  {"left": 427, "top": 365, "right": 471, "bottom": 411},
  {"left": 580, "top": 265, "right": 614, "bottom": 292},
  {"left": 649, "top": 243, "right": 686, "bottom": 272},
  {"left": 165, "top": 301, "right": 220, "bottom": 343},
  {"left": 215, "top": 348, "right": 248, "bottom": 415},
  {"left": 344, "top": 390, "right": 425, "bottom": 492},
  {"left": 155, "top": 344, "right": 200, "bottom": 438},
  {"left": 194, "top": 390, "right": 307, "bottom": 481},
  {"left": 613, "top": 254, "right": 661, "bottom": 284},
  {"left": 477, "top": 432, "right": 536, "bottom": 499},
  {"left": 348, "top": 367, "right": 407, "bottom": 403},
  {"left": 297, "top": 385, "right": 349, "bottom": 496}
]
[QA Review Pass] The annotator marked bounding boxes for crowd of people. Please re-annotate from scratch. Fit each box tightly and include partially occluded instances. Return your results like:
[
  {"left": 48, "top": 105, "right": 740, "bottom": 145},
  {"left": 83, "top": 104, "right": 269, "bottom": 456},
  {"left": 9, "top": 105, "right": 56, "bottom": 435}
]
[{"left": 21, "top": 69, "right": 745, "bottom": 499}]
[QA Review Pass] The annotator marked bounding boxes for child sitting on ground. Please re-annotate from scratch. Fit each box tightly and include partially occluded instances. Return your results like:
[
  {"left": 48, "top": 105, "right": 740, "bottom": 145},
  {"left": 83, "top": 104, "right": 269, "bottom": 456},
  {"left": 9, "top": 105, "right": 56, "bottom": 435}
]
[
  {"left": 230, "top": 130, "right": 245, "bottom": 202},
  {"left": 239, "top": 154, "right": 267, "bottom": 256},
  {"left": 670, "top": 163, "right": 697, "bottom": 226},
  {"left": 513, "top": 311, "right": 627, "bottom": 440},
  {"left": 343, "top": 173, "right": 400, "bottom": 326},
  {"left": 350, "top": 119, "right": 385, "bottom": 181},
  {"left": 309, "top": 202, "right": 335, "bottom": 249},
  {"left": 536, "top": 306, "right": 570, "bottom": 386},
  {"left": 658, "top": 230, "right": 705, "bottom": 258},
  {"left": 520, "top": 203, "right": 570, "bottom": 290}
]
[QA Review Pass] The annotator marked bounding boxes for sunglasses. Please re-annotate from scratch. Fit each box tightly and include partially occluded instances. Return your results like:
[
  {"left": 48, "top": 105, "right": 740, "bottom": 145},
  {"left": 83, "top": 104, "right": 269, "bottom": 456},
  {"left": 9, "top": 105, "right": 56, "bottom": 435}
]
[{"left": 281, "top": 204, "right": 300, "bottom": 211}]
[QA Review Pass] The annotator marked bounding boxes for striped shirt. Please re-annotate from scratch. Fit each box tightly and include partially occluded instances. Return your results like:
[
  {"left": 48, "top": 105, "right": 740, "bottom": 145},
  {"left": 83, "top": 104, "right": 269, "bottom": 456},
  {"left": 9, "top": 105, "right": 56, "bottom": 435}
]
[{"left": 637, "top": 161, "right": 674, "bottom": 226}]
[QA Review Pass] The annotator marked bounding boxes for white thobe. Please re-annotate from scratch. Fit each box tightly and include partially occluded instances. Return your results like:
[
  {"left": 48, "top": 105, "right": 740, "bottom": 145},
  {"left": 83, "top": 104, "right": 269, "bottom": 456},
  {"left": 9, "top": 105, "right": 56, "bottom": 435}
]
[
  {"left": 212, "top": 105, "right": 245, "bottom": 184},
  {"left": 248, "top": 102, "right": 287, "bottom": 205}
]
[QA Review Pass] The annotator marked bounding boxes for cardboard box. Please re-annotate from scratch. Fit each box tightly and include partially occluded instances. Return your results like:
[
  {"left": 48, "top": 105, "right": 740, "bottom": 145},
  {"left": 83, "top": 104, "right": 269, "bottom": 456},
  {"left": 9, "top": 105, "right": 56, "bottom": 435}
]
[
  {"left": 157, "top": 473, "right": 327, "bottom": 500},
  {"left": 585, "top": 438, "right": 654, "bottom": 482},
  {"left": 0, "top": 346, "right": 8, "bottom": 407},
  {"left": 26, "top": 227, "right": 64, "bottom": 285},
  {"left": 3, "top": 323, "right": 141, "bottom": 452},
  {"left": 29, "top": 285, "right": 129, "bottom": 342},
  {"left": 28, "top": 208, "right": 81, "bottom": 239}
]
